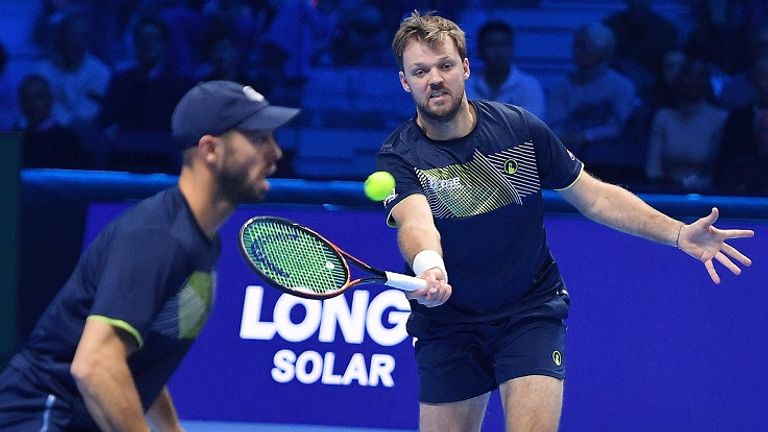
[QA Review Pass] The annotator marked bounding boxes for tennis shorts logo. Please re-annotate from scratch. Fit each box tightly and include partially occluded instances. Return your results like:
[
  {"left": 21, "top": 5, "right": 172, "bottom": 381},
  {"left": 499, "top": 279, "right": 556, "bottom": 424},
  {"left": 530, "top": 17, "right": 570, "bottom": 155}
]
[
  {"left": 504, "top": 159, "right": 518, "bottom": 175},
  {"left": 552, "top": 350, "right": 562, "bottom": 366}
]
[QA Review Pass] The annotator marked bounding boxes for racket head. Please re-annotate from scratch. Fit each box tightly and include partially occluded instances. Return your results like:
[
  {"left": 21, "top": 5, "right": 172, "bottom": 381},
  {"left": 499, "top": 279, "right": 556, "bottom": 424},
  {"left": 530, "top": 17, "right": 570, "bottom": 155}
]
[{"left": 238, "top": 216, "right": 354, "bottom": 299}]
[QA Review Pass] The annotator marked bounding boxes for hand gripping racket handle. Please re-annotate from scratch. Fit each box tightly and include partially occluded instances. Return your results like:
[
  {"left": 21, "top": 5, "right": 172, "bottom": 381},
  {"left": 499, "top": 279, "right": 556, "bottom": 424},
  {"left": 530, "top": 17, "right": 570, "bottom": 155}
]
[{"left": 383, "top": 272, "right": 427, "bottom": 292}]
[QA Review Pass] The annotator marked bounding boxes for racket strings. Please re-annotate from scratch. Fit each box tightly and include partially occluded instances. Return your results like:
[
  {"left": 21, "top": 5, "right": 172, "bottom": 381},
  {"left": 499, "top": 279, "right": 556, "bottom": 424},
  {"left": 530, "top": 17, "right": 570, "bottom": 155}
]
[{"left": 243, "top": 220, "right": 348, "bottom": 295}]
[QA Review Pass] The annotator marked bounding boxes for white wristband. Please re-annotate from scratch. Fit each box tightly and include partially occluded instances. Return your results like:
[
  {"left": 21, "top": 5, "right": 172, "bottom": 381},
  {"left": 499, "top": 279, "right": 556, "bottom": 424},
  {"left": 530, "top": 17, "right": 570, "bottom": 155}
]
[{"left": 412, "top": 250, "right": 448, "bottom": 283}]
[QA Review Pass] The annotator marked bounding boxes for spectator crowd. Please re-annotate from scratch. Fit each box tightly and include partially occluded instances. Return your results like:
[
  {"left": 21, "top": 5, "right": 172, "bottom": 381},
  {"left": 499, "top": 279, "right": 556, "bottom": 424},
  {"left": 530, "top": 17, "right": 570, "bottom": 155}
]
[{"left": 1, "top": 0, "right": 767, "bottom": 196}]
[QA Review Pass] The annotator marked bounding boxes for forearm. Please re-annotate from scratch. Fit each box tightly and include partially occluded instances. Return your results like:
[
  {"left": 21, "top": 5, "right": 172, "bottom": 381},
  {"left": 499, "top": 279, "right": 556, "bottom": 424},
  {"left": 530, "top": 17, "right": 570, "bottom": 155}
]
[
  {"left": 391, "top": 195, "right": 444, "bottom": 263},
  {"left": 397, "top": 223, "right": 443, "bottom": 263},
  {"left": 579, "top": 181, "right": 682, "bottom": 246},
  {"left": 72, "top": 318, "right": 150, "bottom": 432},
  {"left": 74, "top": 361, "right": 150, "bottom": 432},
  {"left": 147, "top": 386, "right": 183, "bottom": 432}
]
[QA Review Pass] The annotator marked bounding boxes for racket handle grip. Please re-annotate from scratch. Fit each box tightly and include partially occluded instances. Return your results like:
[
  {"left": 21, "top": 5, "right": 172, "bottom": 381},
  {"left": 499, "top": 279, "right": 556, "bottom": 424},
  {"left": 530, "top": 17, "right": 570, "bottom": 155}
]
[{"left": 384, "top": 271, "right": 427, "bottom": 292}]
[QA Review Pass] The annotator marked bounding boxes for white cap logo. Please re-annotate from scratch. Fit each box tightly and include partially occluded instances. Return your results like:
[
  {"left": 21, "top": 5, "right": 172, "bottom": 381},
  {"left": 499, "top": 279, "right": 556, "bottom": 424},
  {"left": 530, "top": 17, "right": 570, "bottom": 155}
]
[{"left": 242, "top": 86, "right": 265, "bottom": 102}]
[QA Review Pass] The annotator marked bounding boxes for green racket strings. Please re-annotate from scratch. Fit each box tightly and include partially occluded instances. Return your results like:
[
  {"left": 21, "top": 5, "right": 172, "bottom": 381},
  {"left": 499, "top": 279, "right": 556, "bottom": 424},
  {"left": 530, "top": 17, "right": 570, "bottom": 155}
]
[{"left": 242, "top": 220, "right": 347, "bottom": 295}]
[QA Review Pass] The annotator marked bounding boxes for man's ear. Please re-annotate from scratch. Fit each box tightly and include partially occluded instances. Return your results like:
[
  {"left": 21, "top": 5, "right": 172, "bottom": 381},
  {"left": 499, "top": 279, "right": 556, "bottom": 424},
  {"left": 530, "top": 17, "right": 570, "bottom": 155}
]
[
  {"left": 198, "top": 135, "right": 219, "bottom": 165},
  {"left": 399, "top": 71, "right": 411, "bottom": 93}
]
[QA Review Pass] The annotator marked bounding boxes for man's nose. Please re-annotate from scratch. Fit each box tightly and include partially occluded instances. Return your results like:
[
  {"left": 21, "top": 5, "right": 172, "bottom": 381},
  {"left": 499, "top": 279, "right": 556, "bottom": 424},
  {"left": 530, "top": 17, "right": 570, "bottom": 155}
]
[{"left": 427, "top": 70, "right": 444, "bottom": 87}]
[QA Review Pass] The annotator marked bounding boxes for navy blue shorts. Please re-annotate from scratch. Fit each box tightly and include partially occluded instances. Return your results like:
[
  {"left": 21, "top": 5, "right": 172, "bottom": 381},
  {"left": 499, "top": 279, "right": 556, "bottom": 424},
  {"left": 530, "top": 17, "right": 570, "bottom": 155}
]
[
  {"left": 0, "top": 365, "right": 58, "bottom": 432},
  {"left": 406, "top": 290, "right": 570, "bottom": 403},
  {"left": 0, "top": 364, "right": 96, "bottom": 432}
]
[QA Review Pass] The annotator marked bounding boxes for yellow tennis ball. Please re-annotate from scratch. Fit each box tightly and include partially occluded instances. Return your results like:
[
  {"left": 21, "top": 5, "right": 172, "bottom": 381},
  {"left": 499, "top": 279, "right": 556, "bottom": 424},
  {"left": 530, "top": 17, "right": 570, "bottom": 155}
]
[{"left": 364, "top": 171, "right": 395, "bottom": 201}]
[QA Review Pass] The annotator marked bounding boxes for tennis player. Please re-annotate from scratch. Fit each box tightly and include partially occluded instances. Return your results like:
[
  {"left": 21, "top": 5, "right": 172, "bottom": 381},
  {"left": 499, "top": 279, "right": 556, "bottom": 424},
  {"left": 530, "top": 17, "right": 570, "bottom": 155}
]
[
  {"left": 0, "top": 81, "right": 299, "bottom": 431},
  {"left": 377, "top": 11, "right": 754, "bottom": 432}
]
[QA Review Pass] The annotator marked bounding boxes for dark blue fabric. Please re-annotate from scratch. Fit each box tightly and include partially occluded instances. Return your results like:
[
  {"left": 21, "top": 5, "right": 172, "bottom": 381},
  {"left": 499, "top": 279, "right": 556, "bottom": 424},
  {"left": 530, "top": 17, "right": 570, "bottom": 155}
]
[
  {"left": 0, "top": 186, "right": 220, "bottom": 430},
  {"left": 377, "top": 101, "right": 582, "bottom": 321}
]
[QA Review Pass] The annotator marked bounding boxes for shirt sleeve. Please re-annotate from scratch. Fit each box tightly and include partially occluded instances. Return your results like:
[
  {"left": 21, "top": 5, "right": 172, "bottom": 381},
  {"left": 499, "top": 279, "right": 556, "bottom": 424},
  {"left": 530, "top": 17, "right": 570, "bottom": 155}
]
[
  {"left": 90, "top": 227, "right": 191, "bottom": 345},
  {"left": 525, "top": 109, "right": 584, "bottom": 189},
  {"left": 375, "top": 136, "right": 423, "bottom": 227}
]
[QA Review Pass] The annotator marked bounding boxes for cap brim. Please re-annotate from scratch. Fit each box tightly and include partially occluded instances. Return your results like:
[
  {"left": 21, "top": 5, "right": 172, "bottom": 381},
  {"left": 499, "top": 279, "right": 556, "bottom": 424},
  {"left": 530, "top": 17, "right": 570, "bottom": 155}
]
[{"left": 236, "top": 105, "right": 301, "bottom": 131}]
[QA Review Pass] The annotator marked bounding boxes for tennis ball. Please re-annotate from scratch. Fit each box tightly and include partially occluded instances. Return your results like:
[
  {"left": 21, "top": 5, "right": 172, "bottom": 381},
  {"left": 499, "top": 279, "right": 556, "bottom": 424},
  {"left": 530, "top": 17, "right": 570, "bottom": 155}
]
[{"left": 364, "top": 171, "right": 395, "bottom": 201}]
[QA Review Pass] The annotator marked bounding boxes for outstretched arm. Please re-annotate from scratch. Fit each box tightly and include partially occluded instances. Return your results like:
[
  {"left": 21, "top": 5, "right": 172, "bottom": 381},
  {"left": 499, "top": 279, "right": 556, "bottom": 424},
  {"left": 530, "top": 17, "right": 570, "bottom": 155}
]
[{"left": 557, "top": 171, "right": 754, "bottom": 284}]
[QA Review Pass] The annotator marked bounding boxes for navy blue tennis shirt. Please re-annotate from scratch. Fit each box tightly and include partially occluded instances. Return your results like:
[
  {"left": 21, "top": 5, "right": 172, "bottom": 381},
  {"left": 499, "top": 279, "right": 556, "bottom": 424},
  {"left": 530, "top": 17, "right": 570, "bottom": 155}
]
[{"left": 377, "top": 100, "right": 583, "bottom": 321}]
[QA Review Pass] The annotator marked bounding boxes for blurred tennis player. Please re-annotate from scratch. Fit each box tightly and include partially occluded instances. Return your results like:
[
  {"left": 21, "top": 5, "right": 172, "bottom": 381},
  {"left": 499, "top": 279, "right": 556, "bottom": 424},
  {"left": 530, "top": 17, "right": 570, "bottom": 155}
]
[
  {"left": 377, "top": 11, "right": 755, "bottom": 432},
  {"left": 0, "top": 81, "right": 299, "bottom": 431}
]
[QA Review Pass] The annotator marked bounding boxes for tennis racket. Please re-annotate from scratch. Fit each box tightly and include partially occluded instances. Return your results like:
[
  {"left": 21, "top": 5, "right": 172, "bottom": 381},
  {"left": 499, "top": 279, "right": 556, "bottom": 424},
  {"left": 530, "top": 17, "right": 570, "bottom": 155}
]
[{"left": 238, "top": 216, "right": 427, "bottom": 299}]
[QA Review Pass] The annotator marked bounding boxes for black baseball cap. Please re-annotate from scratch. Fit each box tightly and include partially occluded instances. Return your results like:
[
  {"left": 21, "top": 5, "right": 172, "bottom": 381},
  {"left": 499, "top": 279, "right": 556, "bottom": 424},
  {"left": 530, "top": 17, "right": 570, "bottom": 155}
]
[{"left": 171, "top": 80, "right": 300, "bottom": 149}]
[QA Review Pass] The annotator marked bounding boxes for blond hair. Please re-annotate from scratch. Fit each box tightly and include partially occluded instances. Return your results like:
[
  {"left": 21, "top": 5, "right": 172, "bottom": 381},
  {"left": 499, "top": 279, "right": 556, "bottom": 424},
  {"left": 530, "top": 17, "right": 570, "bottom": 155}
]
[{"left": 392, "top": 10, "right": 467, "bottom": 71}]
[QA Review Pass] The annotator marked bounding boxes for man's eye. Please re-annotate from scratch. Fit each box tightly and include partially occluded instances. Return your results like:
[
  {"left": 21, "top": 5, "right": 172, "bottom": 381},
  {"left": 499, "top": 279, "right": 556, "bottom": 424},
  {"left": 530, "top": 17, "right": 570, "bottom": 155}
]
[{"left": 246, "top": 133, "right": 269, "bottom": 144}]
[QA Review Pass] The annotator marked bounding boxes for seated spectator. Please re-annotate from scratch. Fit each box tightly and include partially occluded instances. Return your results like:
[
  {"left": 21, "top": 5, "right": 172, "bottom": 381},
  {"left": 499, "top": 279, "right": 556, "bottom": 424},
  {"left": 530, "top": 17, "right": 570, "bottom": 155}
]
[
  {"left": 262, "top": 0, "right": 336, "bottom": 84},
  {"left": 466, "top": 20, "right": 546, "bottom": 119},
  {"left": 714, "top": 55, "right": 768, "bottom": 195},
  {"left": 644, "top": 50, "right": 688, "bottom": 111},
  {"left": 713, "top": 109, "right": 768, "bottom": 195},
  {"left": 202, "top": 0, "right": 259, "bottom": 56},
  {"left": 718, "top": 27, "right": 768, "bottom": 110},
  {"left": 97, "top": 16, "right": 194, "bottom": 173},
  {"left": 30, "top": 0, "right": 86, "bottom": 56},
  {"left": 547, "top": 23, "right": 637, "bottom": 173},
  {"left": 32, "top": 9, "right": 112, "bottom": 130},
  {"left": 246, "top": 41, "right": 303, "bottom": 105},
  {"left": 157, "top": 0, "right": 209, "bottom": 79},
  {"left": 625, "top": 50, "right": 688, "bottom": 150},
  {"left": 201, "top": 36, "right": 247, "bottom": 83},
  {"left": 603, "top": 0, "right": 678, "bottom": 94},
  {"left": 328, "top": 3, "right": 389, "bottom": 67},
  {"left": 13, "top": 74, "right": 90, "bottom": 169},
  {"left": 644, "top": 59, "right": 727, "bottom": 192},
  {"left": 684, "top": 0, "right": 752, "bottom": 78}
]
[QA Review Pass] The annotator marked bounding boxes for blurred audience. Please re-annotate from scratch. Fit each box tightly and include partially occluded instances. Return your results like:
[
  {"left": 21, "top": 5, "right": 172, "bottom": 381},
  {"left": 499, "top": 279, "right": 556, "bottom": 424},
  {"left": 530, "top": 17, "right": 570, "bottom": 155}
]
[
  {"left": 32, "top": 9, "right": 112, "bottom": 131},
  {"left": 603, "top": 0, "right": 678, "bottom": 94},
  {"left": 260, "top": 0, "right": 337, "bottom": 104},
  {"left": 684, "top": 0, "right": 753, "bottom": 79},
  {"left": 644, "top": 50, "right": 688, "bottom": 111},
  {"left": 714, "top": 54, "right": 768, "bottom": 195},
  {"left": 201, "top": 36, "right": 247, "bottom": 82},
  {"left": 467, "top": 20, "right": 546, "bottom": 119},
  {"left": 97, "top": 16, "right": 194, "bottom": 173},
  {"left": 328, "top": 3, "right": 389, "bottom": 67},
  {"left": 714, "top": 109, "right": 768, "bottom": 195},
  {"left": 201, "top": 0, "right": 260, "bottom": 69},
  {"left": 644, "top": 59, "right": 727, "bottom": 191},
  {"left": 547, "top": 23, "right": 637, "bottom": 172},
  {"left": 13, "top": 74, "right": 90, "bottom": 169},
  {"left": 717, "top": 26, "right": 768, "bottom": 110},
  {"left": 98, "top": 16, "right": 193, "bottom": 134},
  {"left": 623, "top": 49, "right": 688, "bottom": 160},
  {"left": 31, "top": 0, "right": 86, "bottom": 56},
  {"left": 3, "top": 0, "right": 765, "bottom": 194},
  {"left": 156, "top": 0, "right": 209, "bottom": 79}
]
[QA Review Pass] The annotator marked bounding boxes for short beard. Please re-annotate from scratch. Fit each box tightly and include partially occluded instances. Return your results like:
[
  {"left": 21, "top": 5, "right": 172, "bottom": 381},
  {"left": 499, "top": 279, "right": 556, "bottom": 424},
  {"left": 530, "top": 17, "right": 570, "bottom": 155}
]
[
  {"left": 217, "top": 163, "right": 266, "bottom": 204},
  {"left": 416, "top": 93, "right": 464, "bottom": 123}
]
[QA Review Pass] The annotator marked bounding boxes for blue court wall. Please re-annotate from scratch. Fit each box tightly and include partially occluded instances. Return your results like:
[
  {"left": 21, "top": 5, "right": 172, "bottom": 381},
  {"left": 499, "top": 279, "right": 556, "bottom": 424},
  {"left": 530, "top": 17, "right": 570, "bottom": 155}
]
[{"left": 16, "top": 169, "right": 768, "bottom": 431}]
